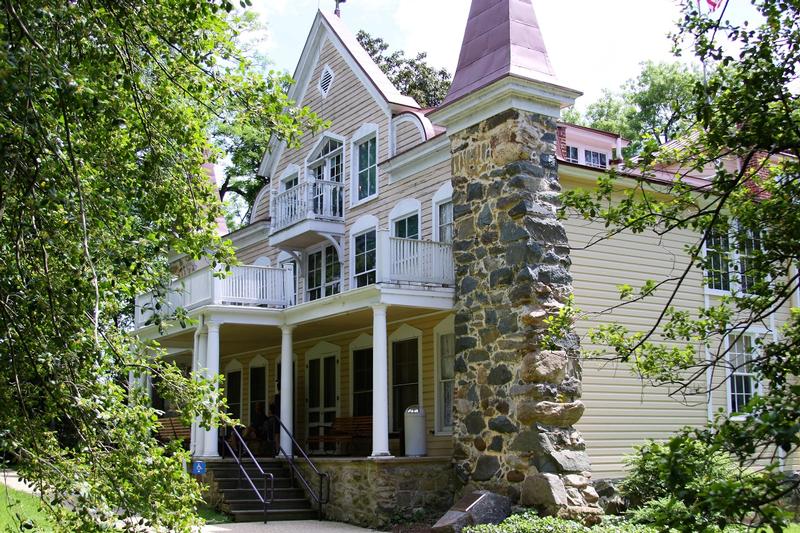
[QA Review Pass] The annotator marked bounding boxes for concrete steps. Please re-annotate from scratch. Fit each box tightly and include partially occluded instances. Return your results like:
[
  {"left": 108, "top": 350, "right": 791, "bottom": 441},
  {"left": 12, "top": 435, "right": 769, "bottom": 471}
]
[{"left": 205, "top": 458, "right": 319, "bottom": 522}]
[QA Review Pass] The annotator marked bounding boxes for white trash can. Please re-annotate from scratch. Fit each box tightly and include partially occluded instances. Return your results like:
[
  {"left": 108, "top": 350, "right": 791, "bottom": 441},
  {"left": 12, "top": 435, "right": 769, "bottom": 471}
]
[{"left": 404, "top": 405, "right": 427, "bottom": 457}]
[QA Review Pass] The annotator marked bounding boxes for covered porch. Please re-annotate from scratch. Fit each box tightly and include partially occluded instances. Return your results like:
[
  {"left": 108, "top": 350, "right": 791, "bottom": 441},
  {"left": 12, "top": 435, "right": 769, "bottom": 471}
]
[{"left": 147, "top": 286, "right": 455, "bottom": 461}]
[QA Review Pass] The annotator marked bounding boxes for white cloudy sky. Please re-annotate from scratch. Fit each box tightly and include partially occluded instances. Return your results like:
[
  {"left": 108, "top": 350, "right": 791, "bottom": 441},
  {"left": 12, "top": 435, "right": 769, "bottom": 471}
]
[{"left": 248, "top": 0, "right": 760, "bottom": 110}]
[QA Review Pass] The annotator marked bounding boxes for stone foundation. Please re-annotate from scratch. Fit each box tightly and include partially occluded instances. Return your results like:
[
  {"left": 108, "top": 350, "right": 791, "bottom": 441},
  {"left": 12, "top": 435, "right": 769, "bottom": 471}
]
[
  {"left": 449, "top": 108, "right": 601, "bottom": 518},
  {"left": 298, "top": 457, "right": 455, "bottom": 529}
]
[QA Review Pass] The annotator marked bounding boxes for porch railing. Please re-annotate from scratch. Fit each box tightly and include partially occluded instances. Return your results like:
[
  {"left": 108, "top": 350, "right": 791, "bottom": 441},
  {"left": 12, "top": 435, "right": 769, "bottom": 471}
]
[
  {"left": 220, "top": 426, "right": 275, "bottom": 524},
  {"left": 135, "top": 265, "right": 294, "bottom": 327},
  {"left": 270, "top": 180, "right": 344, "bottom": 234},
  {"left": 272, "top": 416, "right": 330, "bottom": 519}
]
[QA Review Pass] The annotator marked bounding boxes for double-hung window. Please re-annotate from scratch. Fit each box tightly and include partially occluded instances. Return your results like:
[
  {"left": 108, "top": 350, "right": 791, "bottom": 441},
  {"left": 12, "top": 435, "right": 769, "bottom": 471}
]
[
  {"left": 438, "top": 201, "right": 454, "bottom": 243},
  {"left": 728, "top": 334, "right": 760, "bottom": 414},
  {"left": 394, "top": 214, "right": 419, "bottom": 240},
  {"left": 306, "top": 245, "right": 340, "bottom": 301},
  {"left": 705, "top": 223, "right": 763, "bottom": 294},
  {"left": 354, "top": 230, "right": 376, "bottom": 287},
  {"left": 356, "top": 137, "right": 377, "bottom": 201}
]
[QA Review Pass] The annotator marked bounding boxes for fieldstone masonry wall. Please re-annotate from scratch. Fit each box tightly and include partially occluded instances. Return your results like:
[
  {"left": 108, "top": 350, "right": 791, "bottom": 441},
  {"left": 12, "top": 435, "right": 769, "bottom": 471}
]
[
  {"left": 450, "top": 108, "right": 601, "bottom": 520},
  {"left": 298, "top": 457, "right": 455, "bottom": 529}
]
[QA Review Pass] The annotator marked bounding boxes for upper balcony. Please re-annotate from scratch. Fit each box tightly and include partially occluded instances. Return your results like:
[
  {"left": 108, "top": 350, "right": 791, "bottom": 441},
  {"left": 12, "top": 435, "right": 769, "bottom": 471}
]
[
  {"left": 269, "top": 179, "right": 345, "bottom": 248},
  {"left": 135, "top": 234, "right": 454, "bottom": 330},
  {"left": 135, "top": 264, "right": 294, "bottom": 328}
]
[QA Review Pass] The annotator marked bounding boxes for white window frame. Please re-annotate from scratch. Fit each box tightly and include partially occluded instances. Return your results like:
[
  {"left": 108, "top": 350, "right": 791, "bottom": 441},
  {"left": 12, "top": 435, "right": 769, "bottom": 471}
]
[
  {"left": 348, "top": 333, "right": 373, "bottom": 417},
  {"left": 278, "top": 164, "right": 301, "bottom": 192},
  {"left": 432, "top": 181, "right": 454, "bottom": 242},
  {"left": 305, "top": 341, "right": 341, "bottom": 453},
  {"left": 389, "top": 198, "right": 422, "bottom": 239},
  {"left": 350, "top": 124, "right": 380, "bottom": 207},
  {"left": 583, "top": 149, "right": 609, "bottom": 169},
  {"left": 565, "top": 145, "right": 579, "bottom": 164},
  {"left": 388, "top": 324, "right": 424, "bottom": 434},
  {"left": 306, "top": 134, "right": 345, "bottom": 184},
  {"left": 433, "top": 315, "right": 455, "bottom": 435},
  {"left": 304, "top": 243, "right": 341, "bottom": 301},
  {"left": 350, "top": 215, "right": 379, "bottom": 290},
  {"left": 702, "top": 221, "right": 764, "bottom": 297},
  {"left": 724, "top": 329, "right": 765, "bottom": 419}
]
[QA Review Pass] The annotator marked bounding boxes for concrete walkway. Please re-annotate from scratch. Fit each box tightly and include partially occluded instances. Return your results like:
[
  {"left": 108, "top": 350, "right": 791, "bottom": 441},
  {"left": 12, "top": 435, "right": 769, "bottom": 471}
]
[
  {"left": 0, "top": 470, "right": 35, "bottom": 494},
  {"left": 202, "top": 521, "right": 376, "bottom": 532},
  {"left": 2, "top": 471, "right": 372, "bottom": 532}
]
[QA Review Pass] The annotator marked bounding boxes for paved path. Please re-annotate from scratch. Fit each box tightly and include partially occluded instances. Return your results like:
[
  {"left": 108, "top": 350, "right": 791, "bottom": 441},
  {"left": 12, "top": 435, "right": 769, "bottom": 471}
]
[
  {"left": 2, "top": 471, "right": 372, "bottom": 532},
  {"left": 202, "top": 520, "right": 375, "bottom": 532},
  {"left": 0, "top": 470, "right": 35, "bottom": 494}
]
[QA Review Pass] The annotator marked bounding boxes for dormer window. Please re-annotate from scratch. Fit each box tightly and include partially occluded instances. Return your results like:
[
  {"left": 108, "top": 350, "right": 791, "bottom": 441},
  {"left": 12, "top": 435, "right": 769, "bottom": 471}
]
[
  {"left": 565, "top": 145, "right": 579, "bottom": 163},
  {"left": 318, "top": 65, "right": 334, "bottom": 98},
  {"left": 584, "top": 150, "right": 608, "bottom": 169}
]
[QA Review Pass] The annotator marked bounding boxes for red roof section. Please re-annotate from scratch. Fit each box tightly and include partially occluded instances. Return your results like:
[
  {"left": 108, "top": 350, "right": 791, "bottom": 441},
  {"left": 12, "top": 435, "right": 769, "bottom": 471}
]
[{"left": 443, "top": 0, "right": 560, "bottom": 105}]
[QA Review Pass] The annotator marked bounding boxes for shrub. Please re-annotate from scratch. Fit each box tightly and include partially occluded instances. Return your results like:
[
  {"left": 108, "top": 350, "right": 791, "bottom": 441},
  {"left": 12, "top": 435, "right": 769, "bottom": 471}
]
[
  {"left": 464, "top": 512, "right": 657, "bottom": 533},
  {"left": 620, "top": 438, "right": 737, "bottom": 508}
]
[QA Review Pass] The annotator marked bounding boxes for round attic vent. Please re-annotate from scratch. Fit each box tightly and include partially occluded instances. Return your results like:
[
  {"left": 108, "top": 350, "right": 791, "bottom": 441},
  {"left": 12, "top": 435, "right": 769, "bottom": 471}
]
[{"left": 319, "top": 65, "right": 334, "bottom": 98}]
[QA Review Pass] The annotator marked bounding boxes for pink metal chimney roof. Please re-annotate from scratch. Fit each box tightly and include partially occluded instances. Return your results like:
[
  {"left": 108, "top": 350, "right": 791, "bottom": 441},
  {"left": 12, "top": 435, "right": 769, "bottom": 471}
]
[{"left": 442, "top": 0, "right": 561, "bottom": 106}]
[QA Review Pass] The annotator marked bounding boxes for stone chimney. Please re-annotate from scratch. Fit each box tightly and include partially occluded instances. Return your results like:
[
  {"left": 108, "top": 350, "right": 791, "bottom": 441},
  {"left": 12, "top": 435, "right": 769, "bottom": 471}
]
[{"left": 429, "top": 0, "right": 601, "bottom": 521}]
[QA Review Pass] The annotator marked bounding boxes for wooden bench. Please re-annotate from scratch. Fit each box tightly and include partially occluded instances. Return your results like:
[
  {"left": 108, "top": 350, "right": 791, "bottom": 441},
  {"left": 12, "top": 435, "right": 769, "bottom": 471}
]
[
  {"left": 307, "top": 416, "right": 372, "bottom": 454},
  {"left": 156, "top": 417, "right": 191, "bottom": 449}
]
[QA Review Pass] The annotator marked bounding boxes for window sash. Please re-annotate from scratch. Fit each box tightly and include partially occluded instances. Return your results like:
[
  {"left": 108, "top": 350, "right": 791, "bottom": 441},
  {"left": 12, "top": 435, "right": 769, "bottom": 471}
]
[
  {"left": 584, "top": 150, "right": 607, "bottom": 168},
  {"left": 566, "top": 145, "right": 579, "bottom": 163},
  {"left": 729, "top": 335, "right": 758, "bottom": 414},
  {"left": 392, "top": 338, "right": 419, "bottom": 432},
  {"left": 394, "top": 214, "right": 419, "bottom": 240},
  {"left": 352, "top": 348, "right": 373, "bottom": 417},
  {"left": 438, "top": 201, "right": 454, "bottom": 243},
  {"left": 307, "top": 246, "right": 340, "bottom": 301},
  {"left": 354, "top": 230, "right": 376, "bottom": 287},
  {"left": 226, "top": 370, "right": 242, "bottom": 420},
  {"left": 357, "top": 137, "right": 377, "bottom": 200}
]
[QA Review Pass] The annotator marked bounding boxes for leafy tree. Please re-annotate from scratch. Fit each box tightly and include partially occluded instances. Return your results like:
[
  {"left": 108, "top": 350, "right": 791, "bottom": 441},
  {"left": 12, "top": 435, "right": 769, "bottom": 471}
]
[
  {"left": 566, "top": 62, "right": 701, "bottom": 146},
  {"left": 0, "top": 0, "right": 317, "bottom": 530},
  {"left": 356, "top": 30, "right": 451, "bottom": 108},
  {"left": 561, "top": 0, "right": 799, "bottom": 530}
]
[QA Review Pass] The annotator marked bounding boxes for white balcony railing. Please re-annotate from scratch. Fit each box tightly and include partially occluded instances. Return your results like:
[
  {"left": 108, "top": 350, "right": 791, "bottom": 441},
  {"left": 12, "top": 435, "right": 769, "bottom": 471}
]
[
  {"left": 374, "top": 231, "right": 455, "bottom": 286},
  {"left": 270, "top": 180, "right": 344, "bottom": 234},
  {"left": 135, "top": 265, "right": 293, "bottom": 327}
]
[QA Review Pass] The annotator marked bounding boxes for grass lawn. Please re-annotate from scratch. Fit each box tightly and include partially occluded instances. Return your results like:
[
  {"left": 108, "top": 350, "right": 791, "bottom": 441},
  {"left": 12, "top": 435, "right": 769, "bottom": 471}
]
[
  {"left": 1, "top": 484, "right": 230, "bottom": 530},
  {"left": 0, "top": 485, "right": 53, "bottom": 531}
]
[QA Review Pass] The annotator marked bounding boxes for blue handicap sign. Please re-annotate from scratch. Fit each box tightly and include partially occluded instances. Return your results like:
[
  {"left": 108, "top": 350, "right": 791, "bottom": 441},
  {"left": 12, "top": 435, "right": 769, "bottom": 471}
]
[{"left": 191, "top": 461, "right": 206, "bottom": 475}]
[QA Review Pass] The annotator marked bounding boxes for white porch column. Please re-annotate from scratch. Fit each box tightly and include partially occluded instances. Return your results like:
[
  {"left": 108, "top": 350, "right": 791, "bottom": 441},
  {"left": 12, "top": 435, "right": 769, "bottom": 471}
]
[
  {"left": 371, "top": 304, "right": 391, "bottom": 457},
  {"left": 280, "top": 325, "right": 295, "bottom": 458},
  {"left": 203, "top": 321, "right": 221, "bottom": 457},
  {"left": 193, "top": 326, "right": 208, "bottom": 457},
  {"left": 190, "top": 328, "right": 200, "bottom": 456}
]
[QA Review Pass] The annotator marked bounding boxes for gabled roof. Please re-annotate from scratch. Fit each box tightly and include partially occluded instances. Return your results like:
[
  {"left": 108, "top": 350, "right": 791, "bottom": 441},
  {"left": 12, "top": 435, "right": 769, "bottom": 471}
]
[
  {"left": 442, "top": 0, "right": 564, "bottom": 106},
  {"left": 257, "top": 10, "right": 419, "bottom": 178},
  {"left": 319, "top": 11, "right": 419, "bottom": 110}
]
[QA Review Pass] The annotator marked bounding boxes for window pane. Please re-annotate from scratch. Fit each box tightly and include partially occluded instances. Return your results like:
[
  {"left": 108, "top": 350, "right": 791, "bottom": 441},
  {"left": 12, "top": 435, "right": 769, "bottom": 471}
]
[
  {"left": 249, "top": 366, "right": 266, "bottom": 419},
  {"left": 308, "top": 359, "right": 320, "bottom": 408},
  {"left": 353, "top": 348, "right": 373, "bottom": 417},
  {"left": 226, "top": 370, "right": 242, "bottom": 420},
  {"left": 392, "top": 338, "right": 419, "bottom": 431},
  {"left": 323, "top": 356, "right": 336, "bottom": 409},
  {"left": 440, "top": 334, "right": 455, "bottom": 380}
]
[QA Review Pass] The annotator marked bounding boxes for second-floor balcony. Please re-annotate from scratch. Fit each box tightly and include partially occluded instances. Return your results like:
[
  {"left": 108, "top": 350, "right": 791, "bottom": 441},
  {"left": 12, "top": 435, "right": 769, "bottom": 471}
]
[
  {"left": 269, "top": 180, "right": 344, "bottom": 248},
  {"left": 135, "top": 234, "right": 454, "bottom": 329}
]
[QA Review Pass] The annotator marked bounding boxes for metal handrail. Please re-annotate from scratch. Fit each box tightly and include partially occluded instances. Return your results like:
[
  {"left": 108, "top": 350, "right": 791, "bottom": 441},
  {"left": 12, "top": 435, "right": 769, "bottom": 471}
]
[
  {"left": 271, "top": 415, "right": 330, "bottom": 518},
  {"left": 220, "top": 426, "right": 275, "bottom": 524}
]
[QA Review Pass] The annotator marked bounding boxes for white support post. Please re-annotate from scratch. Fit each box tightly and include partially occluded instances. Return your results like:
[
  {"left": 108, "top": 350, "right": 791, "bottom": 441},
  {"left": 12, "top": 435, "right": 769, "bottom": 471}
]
[
  {"left": 203, "top": 321, "right": 221, "bottom": 457},
  {"left": 194, "top": 326, "right": 208, "bottom": 457},
  {"left": 283, "top": 265, "right": 294, "bottom": 307},
  {"left": 376, "top": 229, "right": 391, "bottom": 284},
  {"left": 371, "top": 304, "right": 392, "bottom": 457},
  {"left": 280, "top": 325, "right": 295, "bottom": 458},
  {"left": 189, "top": 327, "right": 200, "bottom": 456}
]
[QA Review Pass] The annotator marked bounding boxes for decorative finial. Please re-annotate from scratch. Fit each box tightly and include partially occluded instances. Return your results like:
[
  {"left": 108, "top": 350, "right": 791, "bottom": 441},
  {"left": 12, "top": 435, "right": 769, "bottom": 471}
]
[{"left": 334, "top": 0, "right": 346, "bottom": 17}]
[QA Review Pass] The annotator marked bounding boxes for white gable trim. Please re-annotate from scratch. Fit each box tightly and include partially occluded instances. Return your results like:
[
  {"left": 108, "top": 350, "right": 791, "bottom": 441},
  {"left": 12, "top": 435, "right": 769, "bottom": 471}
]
[{"left": 390, "top": 113, "right": 430, "bottom": 157}]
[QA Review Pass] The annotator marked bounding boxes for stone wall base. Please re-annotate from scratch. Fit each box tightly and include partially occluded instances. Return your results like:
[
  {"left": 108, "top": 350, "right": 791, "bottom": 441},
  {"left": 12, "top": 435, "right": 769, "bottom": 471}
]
[{"left": 298, "top": 457, "right": 456, "bottom": 529}]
